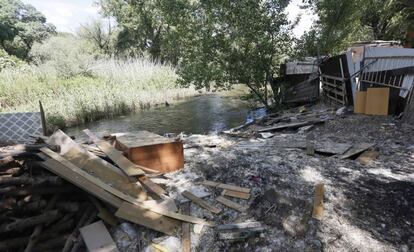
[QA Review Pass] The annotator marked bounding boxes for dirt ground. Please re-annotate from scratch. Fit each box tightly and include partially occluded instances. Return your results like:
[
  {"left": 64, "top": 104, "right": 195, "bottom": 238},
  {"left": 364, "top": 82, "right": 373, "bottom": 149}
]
[{"left": 164, "top": 106, "right": 414, "bottom": 252}]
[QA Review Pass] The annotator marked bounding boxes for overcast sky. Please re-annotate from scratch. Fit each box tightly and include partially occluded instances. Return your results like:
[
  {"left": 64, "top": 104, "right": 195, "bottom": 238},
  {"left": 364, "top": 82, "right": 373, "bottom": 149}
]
[{"left": 23, "top": 0, "right": 316, "bottom": 38}]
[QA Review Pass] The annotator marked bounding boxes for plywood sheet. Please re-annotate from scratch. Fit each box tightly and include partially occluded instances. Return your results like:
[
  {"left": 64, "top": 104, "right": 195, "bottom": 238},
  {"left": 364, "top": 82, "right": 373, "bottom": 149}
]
[
  {"left": 312, "top": 184, "right": 324, "bottom": 220},
  {"left": 354, "top": 91, "right": 367, "bottom": 114},
  {"left": 365, "top": 88, "right": 389, "bottom": 115}
]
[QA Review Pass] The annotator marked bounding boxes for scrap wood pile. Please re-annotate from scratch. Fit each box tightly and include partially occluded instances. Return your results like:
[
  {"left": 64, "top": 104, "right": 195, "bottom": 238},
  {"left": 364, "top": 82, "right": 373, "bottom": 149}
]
[{"left": 0, "top": 128, "right": 270, "bottom": 251}]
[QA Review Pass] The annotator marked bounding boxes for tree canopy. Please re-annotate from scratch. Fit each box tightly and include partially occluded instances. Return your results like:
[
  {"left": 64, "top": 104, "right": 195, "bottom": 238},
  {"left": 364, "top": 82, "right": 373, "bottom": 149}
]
[
  {"left": 0, "top": 0, "right": 56, "bottom": 59},
  {"left": 297, "top": 0, "right": 414, "bottom": 56}
]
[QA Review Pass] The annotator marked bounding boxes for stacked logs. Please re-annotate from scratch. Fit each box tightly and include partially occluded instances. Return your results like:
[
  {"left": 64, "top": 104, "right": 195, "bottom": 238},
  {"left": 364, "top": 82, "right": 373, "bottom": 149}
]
[{"left": 0, "top": 145, "right": 106, "bottom": 252}]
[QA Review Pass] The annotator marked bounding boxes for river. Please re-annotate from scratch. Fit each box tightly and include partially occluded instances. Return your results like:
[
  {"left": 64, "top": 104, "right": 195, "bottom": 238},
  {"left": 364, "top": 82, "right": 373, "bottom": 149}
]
[{"left": 67, "top": 94, "right": 266, "bottom": 139}]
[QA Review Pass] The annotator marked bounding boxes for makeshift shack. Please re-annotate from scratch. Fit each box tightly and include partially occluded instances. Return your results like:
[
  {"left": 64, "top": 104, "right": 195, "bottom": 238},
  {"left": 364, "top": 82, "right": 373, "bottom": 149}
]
[{"left": 276, "top": 59, "right": 320, "bottom": 104}]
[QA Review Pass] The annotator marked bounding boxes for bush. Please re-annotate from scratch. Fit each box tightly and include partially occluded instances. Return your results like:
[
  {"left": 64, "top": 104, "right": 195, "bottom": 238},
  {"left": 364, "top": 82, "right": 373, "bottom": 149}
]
[{"left": 29, "top": 35, "right": 100, "bottom": 78}]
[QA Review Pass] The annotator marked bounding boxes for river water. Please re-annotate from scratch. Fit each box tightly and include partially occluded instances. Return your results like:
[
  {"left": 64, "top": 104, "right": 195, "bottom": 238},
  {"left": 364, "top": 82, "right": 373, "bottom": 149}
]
[{"left": 67, "top": 94, "right": 265, "bottom": 139}]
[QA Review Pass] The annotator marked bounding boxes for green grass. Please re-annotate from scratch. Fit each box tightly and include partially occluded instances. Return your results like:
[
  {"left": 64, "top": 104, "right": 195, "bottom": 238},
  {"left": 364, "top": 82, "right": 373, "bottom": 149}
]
[{"left": 0, "top": 59, "right": 198, "bottom": 129}]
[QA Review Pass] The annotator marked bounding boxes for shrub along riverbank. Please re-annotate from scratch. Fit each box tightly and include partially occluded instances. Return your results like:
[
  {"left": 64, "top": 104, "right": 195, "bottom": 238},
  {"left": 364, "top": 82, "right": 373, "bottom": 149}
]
[{"left": 0, "top": 58, "right": 198, "bottom": 129}]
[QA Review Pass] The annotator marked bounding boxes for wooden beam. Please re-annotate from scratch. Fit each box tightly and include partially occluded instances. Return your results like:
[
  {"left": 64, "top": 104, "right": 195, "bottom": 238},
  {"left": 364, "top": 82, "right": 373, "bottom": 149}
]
[
  {"left": 116, "top": 202, "right": 214, "bottom": 226},
  {"left": 181, "top": 202, "right": 191, "bottom": 252},
  {"left": 114, "top": 203, "right": 179, "bottom": 235},
  {"left": 339, "top": 143, "right": 375, "bottom": 159},
  {"left": 222, "top": 190, "right": 250, "bottom": 200},
  {"left": 216, "top": 196, "right": 247, "bottom": 212},
  {"left": 182, "top": 190, "right": 221, "bottom": 214},
  {"left": 83, "top": 129, "right": 145, "bottom": 176},
  {"left": 47, "top": 130, "right": 146, "bottom": 201},
  {"left": 38, "top": 152, "right": 123, "bottom": 208},
  {"left": 202, "top": 180, "right": 250, "bottom": 194},
  {"left": 137, "top": 176, "right": 166, "bottom": 197},
  {"left": 312, "top": 184, "right": 324, "bottom": 220}
]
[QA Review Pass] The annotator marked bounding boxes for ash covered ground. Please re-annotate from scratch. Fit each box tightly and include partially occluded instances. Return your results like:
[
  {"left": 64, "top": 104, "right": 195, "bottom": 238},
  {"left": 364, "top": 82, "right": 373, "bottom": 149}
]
[{"left": 114, "top": 106, "right": 413, "bottom": 252}]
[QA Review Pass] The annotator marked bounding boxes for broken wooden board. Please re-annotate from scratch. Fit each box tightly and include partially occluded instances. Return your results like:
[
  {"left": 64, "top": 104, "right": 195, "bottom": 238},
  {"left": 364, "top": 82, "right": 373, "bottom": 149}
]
[
  {"left": 202, "top": 180, "right": 250, "bottom": 194},
  {"left": 116, "top": 202, "right": 214, "bottom": 226},
  {"left": 47, "top": 130, "right": 146, "bottom": 201},
  {"left": 39, "top": 148, "right": 144, "bottom": 206},
  {"left": 217, "top": 221, "right": 264, "bottom": 240},
  {"left": 38, "top": 152, "right": 123, "bottom": 208},
  {"left": 141, "top": 199, "right": 178, "bottom": 212},
  {"left": 281, "top": 140, "right": 352, "bottom": 155},
  {"left": 356, "top": 150, "right": 379, "bottom": 165},
  {"left": 339, "top": 143, "right": 375, "bottom": 159},
  {"left": 181, "top": 202, "right": 191, "bottom": 252},
  {"left": 312, "top": 184, "right": 324, "bottom": 220},
  {"left": 83, "top": 129, "right": 145, "bottom": 176},
  {"left": 182, "top": 190, "right": 221, "bottom": 214},
  {"left": 138, "top": 176, "right": 166, "bottom": 196},
  {"left": 216, "top": 196, "right": 247, "bottom": 212},
  {"left": 258, "top": 119, "right": 324, "bottom": 132},
  {"left": 115, "top": 202, "right": 181, "bottom": 235},
  {"left": 79, "top": 221, "right": 119, "bottom": 252},
  {"left": 222, "top": 190, "right": 250, "bottom": 200}
]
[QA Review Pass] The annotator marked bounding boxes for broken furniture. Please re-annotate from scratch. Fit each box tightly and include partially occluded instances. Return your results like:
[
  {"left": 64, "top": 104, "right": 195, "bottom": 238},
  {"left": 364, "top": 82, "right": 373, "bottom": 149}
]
[{"left": 111, "top": 131, "right": 184, "bottom": 173}]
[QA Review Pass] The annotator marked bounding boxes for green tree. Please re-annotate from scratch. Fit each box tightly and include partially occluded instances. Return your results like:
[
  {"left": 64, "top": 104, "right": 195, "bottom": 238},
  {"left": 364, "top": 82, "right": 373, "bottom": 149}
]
[
  {"left": 178, "top": 0, "right": 293, "bottom": 108},
  {"left": 99, "top": 0, "right": 184, "bottom": 63},
  {"left": 299, "top": 0, "right": 414, "bottom": 55},
  {"left": 0, "top": 0, "right": 55, "bottom": 59}
]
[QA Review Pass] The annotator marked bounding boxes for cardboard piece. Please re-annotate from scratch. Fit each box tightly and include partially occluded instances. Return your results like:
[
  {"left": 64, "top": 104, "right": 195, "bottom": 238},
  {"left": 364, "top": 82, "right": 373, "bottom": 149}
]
[
  {"left": 79, "top": 221, "right": 119, "bottom": 252},
  {"left": 365, "top": 88, "right": 390, "bottom": 115},
  {"left": 354, "top": 91, "right": 367, "bottom": 114}
]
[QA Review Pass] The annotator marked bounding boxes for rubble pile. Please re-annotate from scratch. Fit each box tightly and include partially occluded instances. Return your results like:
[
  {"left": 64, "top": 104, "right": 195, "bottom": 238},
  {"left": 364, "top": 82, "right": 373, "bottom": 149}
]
[{"left": 0, "top": 104, "right": 413, "bottom": 252}]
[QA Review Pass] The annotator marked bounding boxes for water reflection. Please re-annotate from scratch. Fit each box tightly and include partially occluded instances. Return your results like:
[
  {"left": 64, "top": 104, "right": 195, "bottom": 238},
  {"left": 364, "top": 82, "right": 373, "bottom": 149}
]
[{"left": 67, "top": 94, "right": 256, "bottom": 139}]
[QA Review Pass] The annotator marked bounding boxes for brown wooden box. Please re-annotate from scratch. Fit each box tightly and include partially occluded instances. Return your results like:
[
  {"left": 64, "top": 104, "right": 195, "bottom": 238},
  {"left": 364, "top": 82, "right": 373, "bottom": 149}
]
[{"left": 112, "top": 131, "right": 184, "bottom": 173}]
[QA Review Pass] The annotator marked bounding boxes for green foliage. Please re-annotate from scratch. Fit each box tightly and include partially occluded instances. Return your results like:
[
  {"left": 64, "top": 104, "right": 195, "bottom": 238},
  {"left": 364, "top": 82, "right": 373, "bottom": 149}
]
[
  {"left": 0, "top": 0, "right": 55, "bottom": 59},
  {"left": 29, "top": 35, "right": 99, "bottom": 78},
  {"left": 298, "top": 0, "right": 414, "bottom": 56},
  {"left": 177, "top": 0, "right": 293, "bottom": 107},
  {"left": 77, "top": 19, "right": 117, "bottom": 56},
  {"left": 0, "top": 48, "right": 24, "bottom": 69}
]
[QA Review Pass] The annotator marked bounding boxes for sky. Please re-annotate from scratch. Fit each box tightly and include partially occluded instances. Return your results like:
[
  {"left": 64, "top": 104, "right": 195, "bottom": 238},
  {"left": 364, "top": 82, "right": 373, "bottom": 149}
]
[{"left": 23, "top": 0, "right": 316, "bottom": 38}]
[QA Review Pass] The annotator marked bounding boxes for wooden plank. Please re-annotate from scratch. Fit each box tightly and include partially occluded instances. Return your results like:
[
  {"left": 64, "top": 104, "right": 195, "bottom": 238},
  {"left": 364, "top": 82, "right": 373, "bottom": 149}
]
[
  {"left": 181, "top": 202, "right": 191, "bottom": 252},
  {"left": 141, "top": 199, "right": 178, "bottom": 212},
  {"left": 356, "top": 150, "right": 379, "bottom": 165},
  {"left": 116, "top": 202, "right": 214, "bottom": 226},
  {"left": 64, "top": 147, "right": 147, "bottom": 201},
  {"left": 38, "top": 153, "right": 123, "bottom": 208},
  {"left": 222, "top": 190, "right": 250, "bottom": 200},
  {"left": 79, "top": 221, "right": 119, "bottom": 252},
  {"left": 83, "top": 129, "right": 145, "bottom": 176},
  {"left": 312, "top": 184, "right": 324, "bottom": 220},
  {"left": 39, "top": 148, "right": 143, "bottom": 206},
  {"left": 216, "top": 196, "right": 246, "bottom": 212},
  {"left": 202, "top": 180, "right": 250, "bottom": 194},
  {"left": 339, "top": 143, "right": 375, "bottom": 159},
  {"left": 115, "top": 202, "right": 181, "bottom": 235},
  {"left": 182, "top": 190, "right": 221, "bottom": 214},
  {"left": 47, "top": 130, "right": 146, "bottom": 201},
  {"left": 138, "top": 176, "right": 166, "bottom": 196},
  {"left": 258, "top": 120, "right": 324, "bottom": 132},
  {"left": 365, "top": 88, "right": 390, "bottom": 115}
]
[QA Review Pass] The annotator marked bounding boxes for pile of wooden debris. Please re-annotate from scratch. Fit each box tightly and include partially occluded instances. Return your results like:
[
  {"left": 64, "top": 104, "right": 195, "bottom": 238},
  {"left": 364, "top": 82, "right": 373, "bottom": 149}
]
[{"left": 0, "top": 129, "right": 260, "bottom": 251}]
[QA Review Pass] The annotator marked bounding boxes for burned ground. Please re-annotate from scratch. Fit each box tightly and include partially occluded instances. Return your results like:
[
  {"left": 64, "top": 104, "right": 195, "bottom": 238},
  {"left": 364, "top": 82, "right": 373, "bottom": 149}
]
[{"left": 179, "top": 110, "right": 414, "bottom": 251}]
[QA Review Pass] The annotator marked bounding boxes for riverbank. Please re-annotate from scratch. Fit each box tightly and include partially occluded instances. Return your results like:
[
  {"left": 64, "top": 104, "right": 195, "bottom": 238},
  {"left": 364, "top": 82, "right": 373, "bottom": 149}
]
[{"left": 0, "top": 59, "right": 199, "bottom": 130}]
